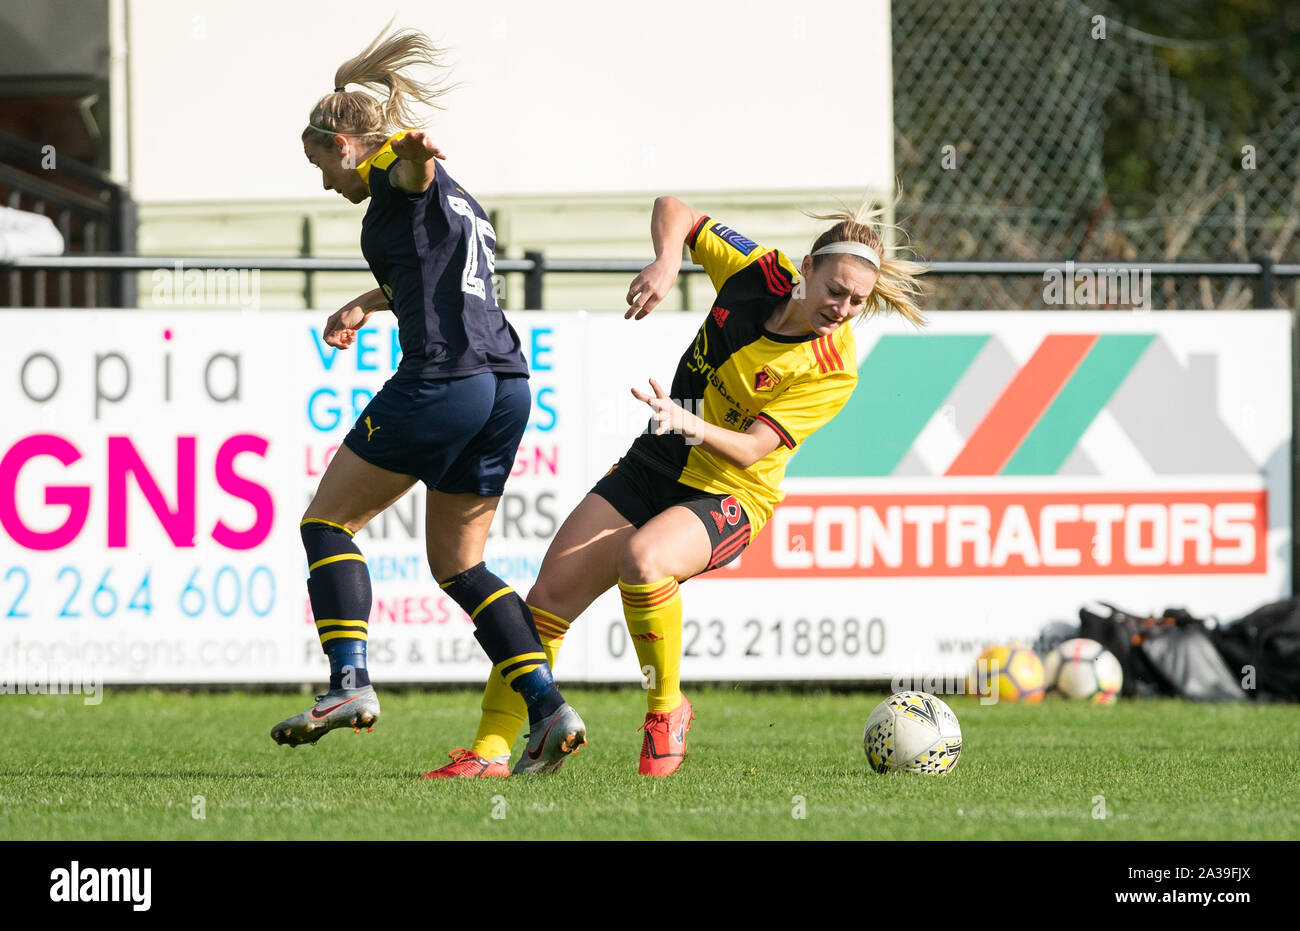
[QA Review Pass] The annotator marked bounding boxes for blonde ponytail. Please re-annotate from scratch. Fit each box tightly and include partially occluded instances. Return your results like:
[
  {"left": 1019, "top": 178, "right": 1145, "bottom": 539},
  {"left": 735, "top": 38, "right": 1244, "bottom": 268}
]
[{"left": 303, "top": 21, "right": 456, "bottom": 145}]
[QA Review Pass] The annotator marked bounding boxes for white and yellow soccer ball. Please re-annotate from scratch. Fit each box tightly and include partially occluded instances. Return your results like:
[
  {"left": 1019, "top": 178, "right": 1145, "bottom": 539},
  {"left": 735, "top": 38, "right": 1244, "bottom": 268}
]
[
  {"left": 1043, "top": 637, "right": 1123, "bottom": 703},
  {"left": 967, "top": 644, "right": 1046, "bottom": 703},
  {"left": 863, "top": 690, "right": 962, "bottom": 775}
]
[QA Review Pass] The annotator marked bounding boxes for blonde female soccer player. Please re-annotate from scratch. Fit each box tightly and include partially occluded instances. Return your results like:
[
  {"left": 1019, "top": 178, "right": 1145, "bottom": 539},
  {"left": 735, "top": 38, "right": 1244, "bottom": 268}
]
[
  {"left": 271, "top": 25, "right": 585, "bottom": 774},
  {"left": 424, "top": 195, "right": 924, "bottom": 777}
]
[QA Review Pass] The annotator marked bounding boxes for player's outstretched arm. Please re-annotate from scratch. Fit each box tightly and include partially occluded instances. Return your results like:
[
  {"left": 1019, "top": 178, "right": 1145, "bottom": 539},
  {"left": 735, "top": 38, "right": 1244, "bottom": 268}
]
[
  {"left": 389, "top": 131, "right": 447, "bottom": 194},
  {"left": 625, "top": 195, "right": 701, "bottom": 320},
  {"left": 632, "top": 378, "right": 782, "bottom": 469},
  {"left": 322, "top": 288, "right": 390, "bottom": 349}
]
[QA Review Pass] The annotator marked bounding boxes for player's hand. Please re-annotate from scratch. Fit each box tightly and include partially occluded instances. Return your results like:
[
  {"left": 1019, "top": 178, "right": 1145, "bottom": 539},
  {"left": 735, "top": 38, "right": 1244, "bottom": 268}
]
[
  {"left": 625, "top": 256, "right": 679, "bottom": 320},
  {"left": 323, "top": 303, "right": 372, "bottom": 349},
  {"left": 631, "top": 377, "right": 688, "bottom": 436},
  {"left": 391, "top": 131, "right": 447, "bottom": 163}
]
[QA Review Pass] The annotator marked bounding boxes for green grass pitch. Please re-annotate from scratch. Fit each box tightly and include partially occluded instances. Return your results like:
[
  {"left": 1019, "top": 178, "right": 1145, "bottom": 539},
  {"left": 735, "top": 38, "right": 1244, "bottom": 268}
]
[{"left": 3, "top": 687, "right": 1297, "bottom": 841}]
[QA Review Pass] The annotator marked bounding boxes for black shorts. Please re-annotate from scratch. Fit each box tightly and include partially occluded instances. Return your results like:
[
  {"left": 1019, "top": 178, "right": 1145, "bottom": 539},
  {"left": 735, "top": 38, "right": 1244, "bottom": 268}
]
[
  {"left": 591, "top": 455, "right": 753, "bottom": 572},
  {"left": 342, "top": 371, "right": 529, "bottom": 494}
]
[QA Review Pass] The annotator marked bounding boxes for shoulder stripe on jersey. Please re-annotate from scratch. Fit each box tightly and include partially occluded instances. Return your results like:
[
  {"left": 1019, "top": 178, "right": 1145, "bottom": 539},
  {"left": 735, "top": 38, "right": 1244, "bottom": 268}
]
[
  {"left": 757, "top": 252, "right": 793, "bottom": 297},
  {"left": 811, "top": 337, "right": 829, "bottom": 373},
  {"left": 757, "top": 253, "right": 780, "bottom": 294},
  {"left": 770, "top": 253, "right": 794, "bottom": 294},
  {"left": 817, "top": 336, "right": 838, "bottom": 372},
  {"left": 822, "top": 335, "right": 845, "bottom": 371},
  {"left": 756, "top": 413, "right": 795, "bottom": 448},
  {"left": 688, "top": 214, "right": 709, "bottom": 249}
]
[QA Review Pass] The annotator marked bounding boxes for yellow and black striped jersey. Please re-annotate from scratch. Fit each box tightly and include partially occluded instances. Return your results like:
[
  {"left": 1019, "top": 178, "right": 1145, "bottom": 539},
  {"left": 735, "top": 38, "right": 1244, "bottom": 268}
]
[{"left": 627, "top": 216, "right": 858, "bottom": 536}]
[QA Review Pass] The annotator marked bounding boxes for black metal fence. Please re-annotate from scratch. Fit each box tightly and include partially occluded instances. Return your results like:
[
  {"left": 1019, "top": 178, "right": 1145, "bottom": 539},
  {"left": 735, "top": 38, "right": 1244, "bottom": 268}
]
[
  {"left": 2, "top": 254, "right": 1299, "bottom": 311},
  {"left": 0, "top": 131, "right": 137, "bottom": 307}
]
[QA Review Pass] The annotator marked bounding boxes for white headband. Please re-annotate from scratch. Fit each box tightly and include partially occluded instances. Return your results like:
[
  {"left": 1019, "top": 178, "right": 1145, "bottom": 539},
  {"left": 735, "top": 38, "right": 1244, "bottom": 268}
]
[
  {"left": 307, "top": 124, "right": 388, "bottom": 137},
  {"left": 813, "top": 241, "right": 881, "bottom": 269}
]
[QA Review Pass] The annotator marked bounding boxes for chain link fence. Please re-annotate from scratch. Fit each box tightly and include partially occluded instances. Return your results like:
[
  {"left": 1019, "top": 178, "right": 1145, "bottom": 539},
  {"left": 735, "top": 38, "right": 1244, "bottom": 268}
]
[{"left": 892, "top": 0, "right": 1300, "bottom": 309}]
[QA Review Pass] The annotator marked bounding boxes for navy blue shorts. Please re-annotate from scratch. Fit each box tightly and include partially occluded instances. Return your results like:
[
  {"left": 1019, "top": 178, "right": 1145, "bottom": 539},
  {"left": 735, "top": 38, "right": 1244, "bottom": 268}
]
[
  {"left": 343, "top": 372, "right": 529, "bottom": 495},
  {"left": 591, "top": 454, "right": 753, "bottom": 572}
]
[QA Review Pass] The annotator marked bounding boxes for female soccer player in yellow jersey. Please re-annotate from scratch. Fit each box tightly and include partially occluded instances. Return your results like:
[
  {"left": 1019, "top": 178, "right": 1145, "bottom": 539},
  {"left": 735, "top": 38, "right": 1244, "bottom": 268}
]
[
  {"left": 423, "top": 195, "right": 924, "bottom": 777},
  {"left": 270, "top": 24, "right": 586, "bottom": 774}
]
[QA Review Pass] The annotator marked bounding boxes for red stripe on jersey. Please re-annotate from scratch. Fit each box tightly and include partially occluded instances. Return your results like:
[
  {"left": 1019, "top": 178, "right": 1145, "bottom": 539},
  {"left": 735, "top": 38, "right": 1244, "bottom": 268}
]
[
  {"left": 759, "top": 254, "right": 777, "bottom": 291},
  {"left": 816, "top": 337, "right": 832, "bottom": 371},
  {"left": 810, "top": 336, "right": 829, "bottom": 373},
  {"left": 759, "top": 253, "right": 793, "bottom": 297},
  {"left": 754, "top": 252, "right": 779, "bottom": 294},
  {"left": 771, "top": 257, "right": 794, "bottom": 295},
  {"left": 823, "top": 335, "right": 845, "bottom": 371},
  {"left": 755, "top": 413, "right": 795, "bottom": 449},
  {"left": 687, "top": 214, "right": 709, "bottom": 249}
]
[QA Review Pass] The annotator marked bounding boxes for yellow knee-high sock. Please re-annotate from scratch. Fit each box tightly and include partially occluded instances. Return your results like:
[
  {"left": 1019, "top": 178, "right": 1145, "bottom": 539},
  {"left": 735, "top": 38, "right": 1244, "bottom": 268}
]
[
  {"left": 619, "top": 577, "right": 682, "bottom": 713},
  {"left": 470, "top": 605, "right": 570, "bottom": 759}
]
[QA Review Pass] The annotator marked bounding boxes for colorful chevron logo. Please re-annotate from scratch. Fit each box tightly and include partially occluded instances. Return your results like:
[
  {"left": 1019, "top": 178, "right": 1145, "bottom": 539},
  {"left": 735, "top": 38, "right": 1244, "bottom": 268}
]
[{"left": 791, "top": 332, "right": 1258, "bottom": 478}]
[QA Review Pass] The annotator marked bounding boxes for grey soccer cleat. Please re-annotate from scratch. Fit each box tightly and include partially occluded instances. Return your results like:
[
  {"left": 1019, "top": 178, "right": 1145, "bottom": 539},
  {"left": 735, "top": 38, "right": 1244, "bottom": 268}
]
[
  {"left": 270, "top": 685, "right": 381, "bottom": 747},
  {"left": 512, "top": 702, "right": 587, "bottom": 775}
]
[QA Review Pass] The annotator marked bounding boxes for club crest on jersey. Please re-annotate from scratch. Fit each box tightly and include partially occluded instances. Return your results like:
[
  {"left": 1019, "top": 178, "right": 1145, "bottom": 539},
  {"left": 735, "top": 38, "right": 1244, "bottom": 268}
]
[
  {"left": 753, "top": 365, "right": 782, "bottom": 392},
  {"left": 711, "top": 223, "right": 757, "bottom": 256}
]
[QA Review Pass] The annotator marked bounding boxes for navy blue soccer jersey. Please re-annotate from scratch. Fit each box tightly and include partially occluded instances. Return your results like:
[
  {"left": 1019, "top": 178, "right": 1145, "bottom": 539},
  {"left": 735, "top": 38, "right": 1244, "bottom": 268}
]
[{"left": 357, "top": 132, "right": 528, "bottom": 381}]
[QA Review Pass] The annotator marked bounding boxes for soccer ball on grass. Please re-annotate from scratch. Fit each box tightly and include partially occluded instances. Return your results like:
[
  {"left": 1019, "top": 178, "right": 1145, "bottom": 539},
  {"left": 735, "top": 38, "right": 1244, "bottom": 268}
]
[
  {"left": 1043, "top": 637, "right": 1122, "bottom": 703},
  {"left": 863, "top": 690, "right": 962, "bottom": 775},
  {"left": 967, "top": 644, "right": 1045, "bottom": 702}
]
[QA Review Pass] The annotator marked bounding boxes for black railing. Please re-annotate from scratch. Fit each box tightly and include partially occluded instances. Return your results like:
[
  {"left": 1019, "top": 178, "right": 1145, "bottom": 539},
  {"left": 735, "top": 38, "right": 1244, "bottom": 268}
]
[
  {"left": 0, "top": 130, "right": 137, "bottom": 307},
  {"left": 0, "top": 255, "right": 1297, "bottom": 310}
]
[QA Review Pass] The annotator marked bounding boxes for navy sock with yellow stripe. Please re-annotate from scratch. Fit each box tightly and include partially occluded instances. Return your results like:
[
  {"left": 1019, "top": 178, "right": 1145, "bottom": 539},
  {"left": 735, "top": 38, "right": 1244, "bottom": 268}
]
[
  {"left": 441, "top": 562, "right": 563, "bottom": 724},
  {"left": 301, "top": 519, "right": 372, "bottom": 690}
]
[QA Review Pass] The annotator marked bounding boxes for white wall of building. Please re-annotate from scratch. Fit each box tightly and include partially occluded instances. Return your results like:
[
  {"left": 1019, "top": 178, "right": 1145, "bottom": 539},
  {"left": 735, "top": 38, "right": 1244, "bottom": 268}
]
[{"left": 121, "top": 0, "right": 893, "bottom": 201}]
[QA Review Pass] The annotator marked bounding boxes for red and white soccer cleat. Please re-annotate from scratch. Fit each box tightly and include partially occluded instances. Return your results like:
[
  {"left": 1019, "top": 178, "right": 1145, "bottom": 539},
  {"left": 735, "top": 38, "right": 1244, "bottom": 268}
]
[
  {"left": 420, "top": 748, "right": 510, "bottom": 779},
  {"left": 638, "top": 693, "right": 694, "bottom": 777}
]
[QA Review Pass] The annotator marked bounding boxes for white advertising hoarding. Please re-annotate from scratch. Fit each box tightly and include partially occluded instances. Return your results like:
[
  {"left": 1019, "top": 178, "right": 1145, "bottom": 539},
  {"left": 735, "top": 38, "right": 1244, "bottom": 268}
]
[{"left": 0, "top": 310, "right": 1290, "bottom": 685}]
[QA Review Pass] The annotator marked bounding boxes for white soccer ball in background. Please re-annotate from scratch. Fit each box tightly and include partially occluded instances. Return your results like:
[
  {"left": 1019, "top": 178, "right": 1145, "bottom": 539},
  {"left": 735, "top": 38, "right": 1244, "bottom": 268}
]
[
  {"left": 1043, "top": 637, "right": 1123, "bottom": 703},
  {"left": 863, "top": 690, "right": 963, "bottom": 775}
]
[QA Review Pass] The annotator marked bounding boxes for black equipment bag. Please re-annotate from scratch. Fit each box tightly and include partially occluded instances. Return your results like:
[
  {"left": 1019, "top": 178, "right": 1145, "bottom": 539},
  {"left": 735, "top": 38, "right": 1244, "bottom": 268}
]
[
  {"left": 1078, "top": 603, "right": 1246, "bottom": 701},
  {"left": 1210, "top": 597, "right": 1300, "bottom": 702},
  {"left": 1078, "top": 602, "right": 1174, "bottom": 697}
]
